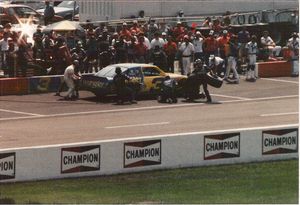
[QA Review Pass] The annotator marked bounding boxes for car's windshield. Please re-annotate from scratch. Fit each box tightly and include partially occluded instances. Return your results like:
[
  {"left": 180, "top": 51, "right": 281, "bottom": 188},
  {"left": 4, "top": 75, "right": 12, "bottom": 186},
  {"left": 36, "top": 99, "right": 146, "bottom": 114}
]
[
  {"left": 95, "top": 65, "right": 127, "bottom": 78},
  {"left": 8, "top": 6, "right": 37, "bottom": 17},
  {"left": 57, "top": 1, "right": 75, "bottom": 8}
]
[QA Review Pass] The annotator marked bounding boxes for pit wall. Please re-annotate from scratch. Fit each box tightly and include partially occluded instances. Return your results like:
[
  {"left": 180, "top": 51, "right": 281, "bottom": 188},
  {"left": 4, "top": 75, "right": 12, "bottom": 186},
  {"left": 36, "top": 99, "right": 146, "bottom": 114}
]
[
  {"left": 0, "top": 124, "right": 298, "bottom": 183},
  {"left": 0, "top": 60, "right": 297, "bottom": 96},
  {"left": 0, "top": 75, "right": 63, "bottom": 96}
]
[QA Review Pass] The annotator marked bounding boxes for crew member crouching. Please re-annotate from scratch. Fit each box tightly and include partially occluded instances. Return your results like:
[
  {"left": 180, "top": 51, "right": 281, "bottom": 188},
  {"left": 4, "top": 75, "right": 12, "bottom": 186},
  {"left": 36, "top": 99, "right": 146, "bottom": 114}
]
[
  {"left": 113, "top": 67, "right": 137, "bottom": 104},
  {"left": 157, "top": 76, "right": 178, "bottom": 103}
]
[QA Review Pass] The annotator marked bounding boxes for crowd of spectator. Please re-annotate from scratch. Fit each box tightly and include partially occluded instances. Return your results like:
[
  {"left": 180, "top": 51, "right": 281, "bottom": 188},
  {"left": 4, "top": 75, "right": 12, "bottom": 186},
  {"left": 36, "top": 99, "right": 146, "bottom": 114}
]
[{"left": 0, "top": 13, "right": 299, "bottom": 80}]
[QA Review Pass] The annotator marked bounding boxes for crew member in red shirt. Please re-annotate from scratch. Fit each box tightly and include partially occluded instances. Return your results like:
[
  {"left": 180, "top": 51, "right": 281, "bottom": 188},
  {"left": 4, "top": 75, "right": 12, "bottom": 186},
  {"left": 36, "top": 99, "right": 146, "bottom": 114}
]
[
  {"left": 163, "top": 36, "right": 178, "bottom": 73},
  {"left": 203, "top": 30, "right": 218, "bottom": 64}
]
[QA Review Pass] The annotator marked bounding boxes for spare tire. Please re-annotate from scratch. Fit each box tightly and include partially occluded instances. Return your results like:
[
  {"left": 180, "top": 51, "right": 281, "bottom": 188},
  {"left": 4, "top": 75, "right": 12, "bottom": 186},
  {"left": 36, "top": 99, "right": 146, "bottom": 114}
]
[{"left": 237, "top": 15, "right": 246, "bottom": 25}]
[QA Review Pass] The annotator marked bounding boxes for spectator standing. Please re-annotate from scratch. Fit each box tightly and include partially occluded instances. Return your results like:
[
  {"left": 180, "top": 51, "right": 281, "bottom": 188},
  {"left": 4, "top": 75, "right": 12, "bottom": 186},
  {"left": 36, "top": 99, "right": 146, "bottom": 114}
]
[
  {"left": 138, "top": 32, "right": 151, "bottom": 63},
  {"left": 147, "top": 19, "right": 159, "bottom": 40},
  {"left": 44, "top": 1, "right": 55, "bottom": 26},
  {"left": 130, "top": 20, "right": 141, "bottom": 35},
  {"left": 70, "top": 41, "right": 86, "bottom": 72},
  {"left": 127, "top": 36, "right": 137, "bottom": 63},
  {"left": 203, "top": 30, "right": 218, "bottom": 64},
  {"left": 85, "top": 34, "right": 98, "bottom": 72},
  {"left": 119, "top": 22, "right": 132, "bottom": 41},
  {"left": 173, "top": 22, "right": 185, "bottom": 42},
  {"left": 287, "top": 32, "right": 299, "bottom": 58},
  {"left": 16, "top": 44, "right": 28, "bottom": 77},
  {"left": 32, "top": 26, "right": 44, "bottom": 59},
  {"left": 237, "top": 26, "right": 250, "bottom": 64},
  {"left": 163, "top": 36, "right": 177, "bottom": 73},
  {"left": 217, "top": 30, "right": 230, "bottom": 60},
  {"left": 202, "top": 17, "right": 213, "bottom": 28},
  {"left": 245, "top": 35, "right": 258, "bottom": 81},
  {"left": 212, "top": 19, "right": 223, "bottom": 34},
  {"left": 114, "top": 35, "right": 128, "bottom": 63},
  {"left": 179, "top": 35, "right": 195, "bottom": 75},
  {"left": 224, "top": 36, "right": 239, "bottom": 83},
  {"left": 150, "top": 32, "right": 165, "bottom": 50},
  {"left": 42, "top": 33, "right": 54, "bottom": 49},
  {"left": 134, "top": 36, "right": 148, "bottom": 63},
  {"left": 161, "top": 32, "right": 168, "bottom": 44},
  {"left": 151, "top": 45, "right": 167, "bottom": 71},
  {"left": 0, "top": 32, "right": 9, "bottom": 69},
  {"left": 192, "top": 31, "right": 205, "bottom": 61},
  {"left": 177, "top": 10, "right": 185, "bottom": 23}
]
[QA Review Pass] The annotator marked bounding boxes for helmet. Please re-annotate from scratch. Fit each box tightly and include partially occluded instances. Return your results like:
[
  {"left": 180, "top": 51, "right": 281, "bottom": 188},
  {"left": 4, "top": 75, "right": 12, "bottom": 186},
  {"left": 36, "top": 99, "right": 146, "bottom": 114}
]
[
  {"left": 194, "top": 59, "right": 202, "bottom": 65},
  {"left": 115, "top": 67, "right": 122, "bottom": 74},
  {"left": 73, "top": 59, "right": 79, "bottom": 66}
]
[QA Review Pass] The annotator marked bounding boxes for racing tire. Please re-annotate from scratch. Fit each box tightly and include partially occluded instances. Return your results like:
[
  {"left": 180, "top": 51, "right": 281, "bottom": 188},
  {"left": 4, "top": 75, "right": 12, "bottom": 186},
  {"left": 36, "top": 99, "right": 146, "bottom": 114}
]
[{"left": 237, "top": 15, "right": 246, "bottom": 25}]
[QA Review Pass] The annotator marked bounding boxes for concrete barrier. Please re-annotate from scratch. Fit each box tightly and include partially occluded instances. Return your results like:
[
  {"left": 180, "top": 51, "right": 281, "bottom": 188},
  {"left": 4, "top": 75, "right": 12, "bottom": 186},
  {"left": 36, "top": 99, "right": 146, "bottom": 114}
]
[
  {"left": 256, "top": 60, "right": 292, "bottom": 78},
  {"left": 0, "top": 75, "right": 63, "bottom": 96},
  {"left": 0, "top": 124, "right": 298, "bottom": 183}
]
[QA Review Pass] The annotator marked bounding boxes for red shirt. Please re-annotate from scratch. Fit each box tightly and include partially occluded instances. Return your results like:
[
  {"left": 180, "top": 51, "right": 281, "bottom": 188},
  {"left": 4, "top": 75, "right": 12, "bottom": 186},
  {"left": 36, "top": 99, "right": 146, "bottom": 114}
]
[
  {"left": 134, "top": 42, "right": 147, "bottom": 56},
  {"left": 217, "top": 36, "right": 230, "bottom": 51},
  {"left": 163, "top": 41, "right": 177, "bottom": 56},
  {"left": 119, "top": 29, "right": 132, "bottom": 41},
  {"left": 203, "top": 37, "right": 218, "bottom": 52}
]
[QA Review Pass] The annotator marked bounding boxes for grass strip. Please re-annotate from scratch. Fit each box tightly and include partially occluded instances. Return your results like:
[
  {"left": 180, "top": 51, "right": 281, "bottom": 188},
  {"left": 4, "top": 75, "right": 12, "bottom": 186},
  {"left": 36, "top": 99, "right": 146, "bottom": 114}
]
[{"left": 0, "top": 159, "right": 298, "bottom": 204}]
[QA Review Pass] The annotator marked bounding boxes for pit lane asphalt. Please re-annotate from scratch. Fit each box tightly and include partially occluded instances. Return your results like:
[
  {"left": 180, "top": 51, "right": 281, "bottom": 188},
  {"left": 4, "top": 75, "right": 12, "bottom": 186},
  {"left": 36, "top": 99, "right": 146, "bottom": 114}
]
[{"left": 0, "top": 76, "right": 298, "bottom": 149}]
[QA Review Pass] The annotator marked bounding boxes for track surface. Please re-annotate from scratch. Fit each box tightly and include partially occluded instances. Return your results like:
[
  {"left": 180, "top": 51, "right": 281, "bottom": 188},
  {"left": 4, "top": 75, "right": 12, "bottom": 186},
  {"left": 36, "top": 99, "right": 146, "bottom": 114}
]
[{"left": 0, "top": 76, "right": 298, "bottom": 150}]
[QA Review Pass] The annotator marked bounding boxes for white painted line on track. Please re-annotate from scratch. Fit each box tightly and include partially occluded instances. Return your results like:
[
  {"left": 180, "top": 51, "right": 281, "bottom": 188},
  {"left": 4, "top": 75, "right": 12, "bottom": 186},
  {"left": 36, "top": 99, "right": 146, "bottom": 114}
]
[
  {"left": 1, "top": 124, "right": 298, "bottom": 151},
  {"left": 105, "top": 122, "right": 170, "bottom": 129},
  {"left": 211, "top": 94, "right": 251, "bottom": 100},
  {"left": 0, "top": 109, "right": 44, "bottom": 116},
  {"left": 260, "top": 78, "right": 299, "bottom": 84},
  {"left": 260, "top": 112, "right": 299, "bottom": 117},
  {"left": 0, "top": 95, "right": 298, "bottom": 122}
]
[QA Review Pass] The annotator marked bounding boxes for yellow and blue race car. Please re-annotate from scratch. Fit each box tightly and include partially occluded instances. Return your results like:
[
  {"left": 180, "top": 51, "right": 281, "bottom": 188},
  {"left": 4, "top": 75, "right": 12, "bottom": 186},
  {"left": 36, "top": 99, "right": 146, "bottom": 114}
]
[{"left": 80, "top": 63, "right": 187, "bottom": 98}]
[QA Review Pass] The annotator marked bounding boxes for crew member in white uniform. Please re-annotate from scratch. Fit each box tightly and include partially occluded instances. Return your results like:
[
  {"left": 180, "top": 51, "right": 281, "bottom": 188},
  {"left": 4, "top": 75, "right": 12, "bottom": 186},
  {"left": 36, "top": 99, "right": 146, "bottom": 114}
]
[
  {"left": 64, "top": 60, "right": 80, "bottom": 99},
  {"left": 245, "top": 35, "right": 258, "bottom": 81},
  {"left": 179, "top": 35, "right": 195, "bottom": 75}
]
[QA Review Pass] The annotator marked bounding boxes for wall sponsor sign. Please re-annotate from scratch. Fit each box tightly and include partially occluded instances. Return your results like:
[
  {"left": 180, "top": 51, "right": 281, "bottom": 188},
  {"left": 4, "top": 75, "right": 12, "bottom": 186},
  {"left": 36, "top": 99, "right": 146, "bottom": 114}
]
[
  {"left": 61, "top": 145, "right": 100, "bottom": 174},
  {"left": 124, "top": 140, "right": 161, "bottom": 168},
  {"left": 0, "top": 152, "right": 16, "bottom": 180},
  {"left": 262, "top": 128, "right": 298, "bottom": 155},
  {"left": 204, "top": 133, "right": 240, "bottom": 160}
]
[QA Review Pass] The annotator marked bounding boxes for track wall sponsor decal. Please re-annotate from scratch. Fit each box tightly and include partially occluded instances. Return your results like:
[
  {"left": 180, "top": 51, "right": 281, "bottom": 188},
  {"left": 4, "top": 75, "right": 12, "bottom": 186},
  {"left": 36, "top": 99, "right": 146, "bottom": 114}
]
[
  {"left": 124, "top": 140, "right": 161, "bottom": 168},
  {"left": 262, "top": 128, "right": 298, "bottom": 155},
  {"left": 0, "top": 152, "right": 15, "bottom": 180},
  {"left": 204, "top": 133, "right": 240, "bottom": 160},
  {"left": 61, "top": 145, "right": 100, "bottom": 174}
]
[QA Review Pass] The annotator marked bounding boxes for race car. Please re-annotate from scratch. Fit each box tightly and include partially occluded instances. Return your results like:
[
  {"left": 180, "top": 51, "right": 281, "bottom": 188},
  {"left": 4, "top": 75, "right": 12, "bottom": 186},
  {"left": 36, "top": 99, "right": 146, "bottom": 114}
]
[{"left": 80, "top": 63, "right": 187, "bottom": 98}]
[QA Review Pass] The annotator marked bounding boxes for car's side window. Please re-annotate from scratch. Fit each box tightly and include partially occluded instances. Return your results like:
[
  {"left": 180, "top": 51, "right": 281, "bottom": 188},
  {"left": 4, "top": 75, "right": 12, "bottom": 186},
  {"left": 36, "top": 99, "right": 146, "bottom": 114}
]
[
  {"left": 142, "top": 67, "right": 161, "bottom": 76},
  {"left": 0, "top": 7, "right": 4, "bottom": 14},
  {"left": 125, "top": 67, "right": 142, "bottom": 78}
]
